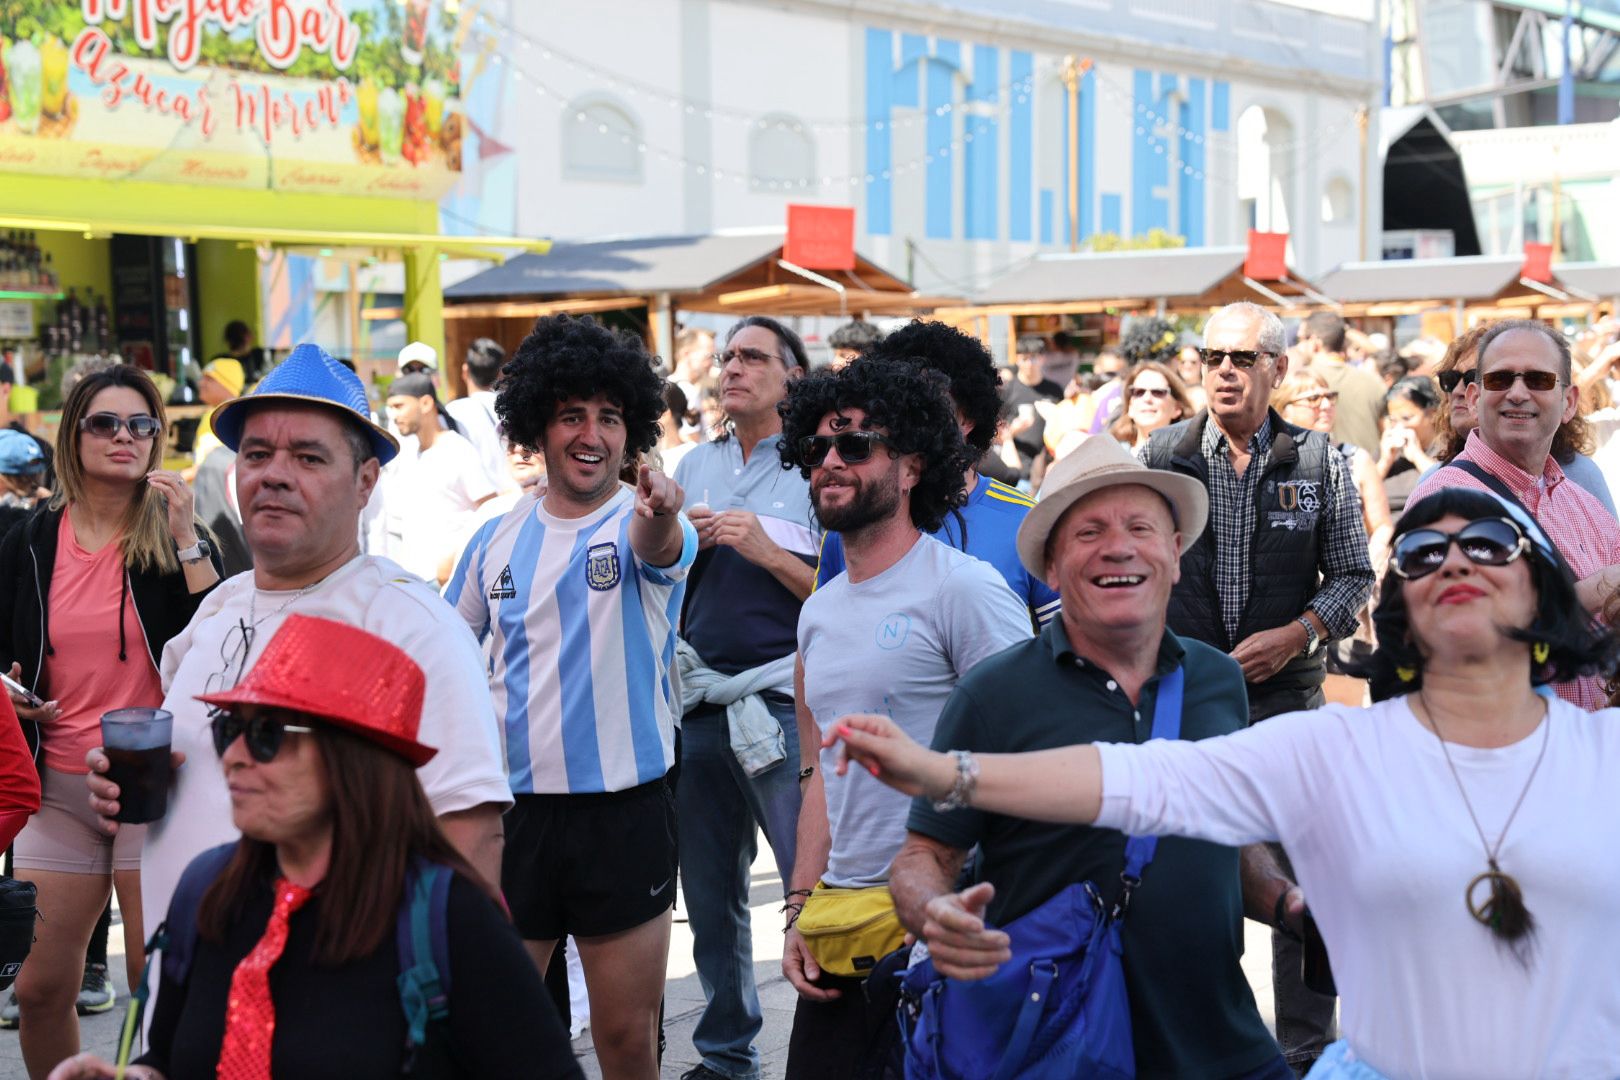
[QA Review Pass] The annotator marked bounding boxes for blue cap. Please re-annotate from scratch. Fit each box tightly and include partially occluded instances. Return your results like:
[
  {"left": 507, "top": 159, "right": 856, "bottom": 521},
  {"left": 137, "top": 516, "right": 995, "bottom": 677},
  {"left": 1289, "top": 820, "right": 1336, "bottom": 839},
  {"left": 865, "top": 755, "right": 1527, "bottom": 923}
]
[
  {"left": 0, "top": 430, "right": 43, "bottom": 476},
  {"left": 210, "top": 343, "right": 399, "bottom": 466}
]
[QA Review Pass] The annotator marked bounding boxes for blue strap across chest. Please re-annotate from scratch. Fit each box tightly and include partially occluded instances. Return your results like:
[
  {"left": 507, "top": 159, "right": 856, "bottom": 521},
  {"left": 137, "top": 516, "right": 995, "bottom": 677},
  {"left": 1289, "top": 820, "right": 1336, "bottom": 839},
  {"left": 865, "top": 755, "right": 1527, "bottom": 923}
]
[{"left": 1120, "top": 665, "right": 1184, "bottom": 883}]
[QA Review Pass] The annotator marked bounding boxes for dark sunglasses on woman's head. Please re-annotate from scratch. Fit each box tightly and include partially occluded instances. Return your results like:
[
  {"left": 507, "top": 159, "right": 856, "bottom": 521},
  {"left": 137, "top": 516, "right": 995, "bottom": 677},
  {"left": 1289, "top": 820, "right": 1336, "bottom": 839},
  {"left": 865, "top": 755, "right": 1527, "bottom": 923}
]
[
  {"left": 79, "top": 412, "right": 161, "bottom": 440},
  {"left": 1130, "top": 386, "right": 1171, "bottom": 400},
  {"left": 1435, "top": 369, "right": 1476, "bottom": 394},
  {"left": 1479, "top": 369, "right": 1559, "bottom": 393},
  {"left": 1197, "top": 348, "right": 1272, "bottom": 370},
  {"left": 210, "top": 709, "right": 314, "bottom": 763},
  {"left": 797, "top": 431, "right": 892, "bottom": 468},
  {"left": 1390, "top": 518, "right": 1529, "bottom": 581}
]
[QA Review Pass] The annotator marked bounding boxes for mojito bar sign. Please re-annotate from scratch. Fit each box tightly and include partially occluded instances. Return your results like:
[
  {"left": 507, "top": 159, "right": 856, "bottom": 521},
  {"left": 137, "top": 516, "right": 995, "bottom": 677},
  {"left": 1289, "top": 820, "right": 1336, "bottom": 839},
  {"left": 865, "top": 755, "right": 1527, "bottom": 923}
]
[{"left": 0, "top": 0, "right": 466, "bottom": 198}]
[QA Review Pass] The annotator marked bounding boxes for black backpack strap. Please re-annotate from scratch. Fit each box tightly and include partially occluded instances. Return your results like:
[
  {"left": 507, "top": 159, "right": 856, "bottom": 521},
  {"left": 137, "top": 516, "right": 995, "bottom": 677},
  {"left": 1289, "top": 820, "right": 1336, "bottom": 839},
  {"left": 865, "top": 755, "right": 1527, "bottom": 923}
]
[
  {"left": 1441, "top": 460, "right": 1531, "bottom": 515},
  {"left": 158, "top": 843, "right": 238, "bottom": 987}
]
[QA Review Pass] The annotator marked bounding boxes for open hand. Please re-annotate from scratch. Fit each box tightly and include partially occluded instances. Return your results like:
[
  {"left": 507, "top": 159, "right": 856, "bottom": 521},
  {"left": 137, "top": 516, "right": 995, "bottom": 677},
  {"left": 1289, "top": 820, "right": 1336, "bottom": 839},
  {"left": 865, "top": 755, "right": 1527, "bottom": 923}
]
[{"left": 823, "top": 714, "right": 953, "bottom": 798}]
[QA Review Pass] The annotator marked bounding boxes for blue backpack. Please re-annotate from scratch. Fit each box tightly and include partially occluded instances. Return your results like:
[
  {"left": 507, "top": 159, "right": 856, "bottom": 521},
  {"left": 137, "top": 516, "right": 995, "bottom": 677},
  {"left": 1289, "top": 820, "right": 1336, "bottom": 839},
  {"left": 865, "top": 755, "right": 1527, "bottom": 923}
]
[{"left": 147, "top": 843, "right": 454, "bottom": 1075}]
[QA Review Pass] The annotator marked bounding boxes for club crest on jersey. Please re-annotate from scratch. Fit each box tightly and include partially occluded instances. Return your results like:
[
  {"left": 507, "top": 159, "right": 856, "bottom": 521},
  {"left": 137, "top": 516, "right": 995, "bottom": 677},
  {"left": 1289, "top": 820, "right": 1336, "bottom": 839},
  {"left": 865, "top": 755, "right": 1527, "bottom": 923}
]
[
  {"left": 586, "top": 542, "right": 622, "bottom": 591},
  {"left": 489, "top": 565, "right": 516, "bottom": 600}
]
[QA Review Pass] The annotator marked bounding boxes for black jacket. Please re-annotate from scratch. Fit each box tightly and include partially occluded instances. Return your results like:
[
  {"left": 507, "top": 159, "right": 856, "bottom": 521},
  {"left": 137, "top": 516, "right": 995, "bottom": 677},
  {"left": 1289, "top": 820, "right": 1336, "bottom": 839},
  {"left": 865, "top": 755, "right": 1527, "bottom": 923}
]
[
  {"left": 0, "top": 504, "right": 223, "bottom": 766},
  {"left": 1143, "top": 410, "right": 1332, "bottom": 716}
]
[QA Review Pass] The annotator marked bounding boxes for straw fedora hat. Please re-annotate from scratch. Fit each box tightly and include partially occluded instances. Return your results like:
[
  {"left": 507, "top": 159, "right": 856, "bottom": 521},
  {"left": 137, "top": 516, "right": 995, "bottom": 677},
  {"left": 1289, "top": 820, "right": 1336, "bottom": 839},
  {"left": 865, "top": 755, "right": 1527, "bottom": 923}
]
[{"left": 1015, "top": 436, "right": 1208, "bottom": 580}]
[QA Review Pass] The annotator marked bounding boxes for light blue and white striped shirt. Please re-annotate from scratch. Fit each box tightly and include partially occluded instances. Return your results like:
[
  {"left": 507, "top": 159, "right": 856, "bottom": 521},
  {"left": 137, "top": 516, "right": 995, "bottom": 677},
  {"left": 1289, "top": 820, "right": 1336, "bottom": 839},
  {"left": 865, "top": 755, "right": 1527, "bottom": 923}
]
[{"left": 447, "top": 485, "right": 698, "bottom": 794}]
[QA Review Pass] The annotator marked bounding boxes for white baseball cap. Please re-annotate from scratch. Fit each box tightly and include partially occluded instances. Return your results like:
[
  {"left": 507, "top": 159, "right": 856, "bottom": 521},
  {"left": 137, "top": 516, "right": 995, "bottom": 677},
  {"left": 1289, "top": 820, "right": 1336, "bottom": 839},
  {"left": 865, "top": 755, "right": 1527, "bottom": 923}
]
[{"left": 398, "top": 341, "right": 437, "bottom": 374}]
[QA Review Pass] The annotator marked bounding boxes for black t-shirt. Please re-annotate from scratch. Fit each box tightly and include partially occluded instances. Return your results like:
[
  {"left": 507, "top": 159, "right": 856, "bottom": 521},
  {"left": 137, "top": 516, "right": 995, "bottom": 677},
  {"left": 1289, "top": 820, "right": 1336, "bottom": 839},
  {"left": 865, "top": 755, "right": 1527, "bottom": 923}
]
[
  {"left": 1000, "top": 378, "right": 1062, "bottom": 460},
  {"left": 907, "top": 624, "right": 1279, "bottom": 1080},
  {"left": 139, "top": 872, "right": 582, "bottom": 1080}
]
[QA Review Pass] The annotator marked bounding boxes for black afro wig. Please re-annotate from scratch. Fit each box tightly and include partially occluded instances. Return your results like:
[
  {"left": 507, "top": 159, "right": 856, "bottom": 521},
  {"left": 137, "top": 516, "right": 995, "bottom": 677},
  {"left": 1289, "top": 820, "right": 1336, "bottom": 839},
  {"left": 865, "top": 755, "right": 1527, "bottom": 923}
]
[
  {"left": 497, "top": 315, "right": 666, "bottom": 457},
  {"left": 777, "top": 357, "right": 972, "bottom": 533}
]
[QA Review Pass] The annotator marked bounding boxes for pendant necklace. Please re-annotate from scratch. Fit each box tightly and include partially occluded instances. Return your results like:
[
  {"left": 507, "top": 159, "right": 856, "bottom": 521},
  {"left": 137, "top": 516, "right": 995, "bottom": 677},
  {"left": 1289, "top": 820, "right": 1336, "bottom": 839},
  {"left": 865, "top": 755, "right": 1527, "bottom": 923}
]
[{"left": 1417, "top": 689, "right": 1550, "bottom": 938}]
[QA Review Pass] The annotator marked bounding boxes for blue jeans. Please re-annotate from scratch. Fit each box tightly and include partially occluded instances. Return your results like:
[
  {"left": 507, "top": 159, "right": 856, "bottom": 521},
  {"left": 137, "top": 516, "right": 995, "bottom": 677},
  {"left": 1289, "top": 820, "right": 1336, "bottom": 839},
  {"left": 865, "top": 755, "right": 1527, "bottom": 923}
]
[{"left": 677, "top": 699, "right": 802, "bottom": 1080}]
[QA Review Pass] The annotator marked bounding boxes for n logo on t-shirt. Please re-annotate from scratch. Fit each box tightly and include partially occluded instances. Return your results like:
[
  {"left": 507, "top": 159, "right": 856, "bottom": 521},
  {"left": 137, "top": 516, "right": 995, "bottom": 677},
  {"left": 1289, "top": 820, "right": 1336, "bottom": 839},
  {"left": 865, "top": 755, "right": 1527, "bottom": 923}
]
[{"left": 489, "top": 565, "right": 516, "bottom": 600}]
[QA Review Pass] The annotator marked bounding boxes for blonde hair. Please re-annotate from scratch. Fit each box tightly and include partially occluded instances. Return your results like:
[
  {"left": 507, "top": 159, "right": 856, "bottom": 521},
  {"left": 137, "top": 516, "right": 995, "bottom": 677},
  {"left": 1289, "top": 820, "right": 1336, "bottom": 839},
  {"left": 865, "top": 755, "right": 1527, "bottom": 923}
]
[
  {"left": 51, "top": 366, "right": 178, "bottom": 574},
  {"left": 1270, "top": 368, "right": 1330, "bottom": 413}
]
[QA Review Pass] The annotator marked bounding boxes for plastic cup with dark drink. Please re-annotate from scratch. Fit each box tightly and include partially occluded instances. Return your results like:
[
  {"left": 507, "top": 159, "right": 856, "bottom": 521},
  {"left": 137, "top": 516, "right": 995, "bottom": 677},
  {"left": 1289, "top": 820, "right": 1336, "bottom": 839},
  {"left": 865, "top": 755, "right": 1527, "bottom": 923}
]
[{"left": 101, "top": 708, "right": 174, "bottom": 824}]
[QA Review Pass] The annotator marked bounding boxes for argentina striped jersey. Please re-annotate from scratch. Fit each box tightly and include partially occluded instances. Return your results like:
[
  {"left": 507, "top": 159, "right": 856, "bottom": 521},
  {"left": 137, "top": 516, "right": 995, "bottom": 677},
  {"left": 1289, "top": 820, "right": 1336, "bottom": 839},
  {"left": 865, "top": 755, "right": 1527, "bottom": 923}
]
[{"left": 446, "top": 485, "right": 698, "bottom": 794}]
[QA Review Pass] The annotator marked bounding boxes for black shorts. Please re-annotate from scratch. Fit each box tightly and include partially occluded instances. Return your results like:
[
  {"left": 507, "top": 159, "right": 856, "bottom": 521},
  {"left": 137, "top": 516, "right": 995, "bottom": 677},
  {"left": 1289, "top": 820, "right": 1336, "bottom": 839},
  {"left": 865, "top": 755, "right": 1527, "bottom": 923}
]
[{"left": 501, "top": 777, "right": 677, "bottom": 941}]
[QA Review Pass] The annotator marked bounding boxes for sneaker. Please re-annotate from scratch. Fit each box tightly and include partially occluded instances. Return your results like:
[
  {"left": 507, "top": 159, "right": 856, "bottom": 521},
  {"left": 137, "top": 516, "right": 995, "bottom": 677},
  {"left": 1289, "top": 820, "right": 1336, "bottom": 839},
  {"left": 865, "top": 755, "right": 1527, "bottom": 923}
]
[
  {"left": 75, "top": 963, "right": 116, "bottom": 1015},
  {"left": 0, "top": 991, "right": 17, "bottom": 1029},
  {"left": 679, "top": 1067, "right": 733, "bottom": 1080}
]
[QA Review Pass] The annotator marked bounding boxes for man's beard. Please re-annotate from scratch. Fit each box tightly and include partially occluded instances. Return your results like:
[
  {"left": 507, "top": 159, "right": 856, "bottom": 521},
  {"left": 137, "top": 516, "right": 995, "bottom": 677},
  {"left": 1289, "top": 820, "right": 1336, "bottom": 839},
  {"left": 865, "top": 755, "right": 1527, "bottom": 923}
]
[{"left": 814, "top": 464, "right": 903, "bottom": 533}]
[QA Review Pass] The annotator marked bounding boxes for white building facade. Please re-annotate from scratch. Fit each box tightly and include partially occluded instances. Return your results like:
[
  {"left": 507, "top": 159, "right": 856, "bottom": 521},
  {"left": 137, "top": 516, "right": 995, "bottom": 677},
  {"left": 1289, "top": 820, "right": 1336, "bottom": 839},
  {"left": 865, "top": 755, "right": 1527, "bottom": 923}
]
[{"left": 446, "top": 0, "right": 1383, "bottom": 288}]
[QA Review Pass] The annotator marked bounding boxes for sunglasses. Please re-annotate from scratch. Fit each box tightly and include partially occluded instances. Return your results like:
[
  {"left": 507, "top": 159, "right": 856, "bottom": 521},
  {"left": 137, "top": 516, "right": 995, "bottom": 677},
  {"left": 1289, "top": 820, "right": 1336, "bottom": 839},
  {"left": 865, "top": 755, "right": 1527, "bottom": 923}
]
[
  {"left": 210, "top": 709, "right": 315, "bottom": 763},
  {"left": 1479, "top": 370, "right": 1560, "bottom": 393},
  {"left": 79, "top": 412, "right": 161, "bottom": 440},
  {"left": 1390, "top": 518, "right": 1529, "bottom": 581},
  {"left": 1435, "top": 369, "right": 1476, "bottom": 394},
  {"left": 1130, "top": 386, "right": 1172, "bottom": 400},
  {"left": 1198, "top": 348, "right": 1273, "bottom": 370},
  {"left": 797, "top": 431, "right": 892, "bottom": 467},
  {"left": 1287, "top": 391, "right": 1340, "bottom": 408}
]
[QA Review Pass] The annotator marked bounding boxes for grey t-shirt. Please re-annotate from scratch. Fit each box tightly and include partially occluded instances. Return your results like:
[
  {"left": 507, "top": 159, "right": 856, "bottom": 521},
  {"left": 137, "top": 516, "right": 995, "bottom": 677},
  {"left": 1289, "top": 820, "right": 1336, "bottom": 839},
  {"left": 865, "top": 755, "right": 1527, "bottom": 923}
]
[{"left": 798, "top": 534, "right": 1033, "bottom": 887}]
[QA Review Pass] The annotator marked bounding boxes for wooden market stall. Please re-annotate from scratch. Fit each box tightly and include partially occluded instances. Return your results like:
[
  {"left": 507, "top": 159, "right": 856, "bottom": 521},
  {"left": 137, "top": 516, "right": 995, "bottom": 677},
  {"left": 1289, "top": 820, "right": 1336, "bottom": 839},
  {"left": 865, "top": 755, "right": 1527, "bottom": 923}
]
[{"left": 431, "top": 228, "right": 958, "bottom": 390}]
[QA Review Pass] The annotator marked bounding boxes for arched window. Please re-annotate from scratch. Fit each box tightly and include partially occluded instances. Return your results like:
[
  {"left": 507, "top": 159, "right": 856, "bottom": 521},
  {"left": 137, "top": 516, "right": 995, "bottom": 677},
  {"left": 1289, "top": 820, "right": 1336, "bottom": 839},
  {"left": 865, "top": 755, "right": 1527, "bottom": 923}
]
[
  {"left": 1322, "top": 175, "right": 1355, "bottom": 225},
  {"left": 561, "top": 95, "right": 643, "bottom": 183},
  {"left": 749, "top": 113, "right": 816, "bottom": 192}
]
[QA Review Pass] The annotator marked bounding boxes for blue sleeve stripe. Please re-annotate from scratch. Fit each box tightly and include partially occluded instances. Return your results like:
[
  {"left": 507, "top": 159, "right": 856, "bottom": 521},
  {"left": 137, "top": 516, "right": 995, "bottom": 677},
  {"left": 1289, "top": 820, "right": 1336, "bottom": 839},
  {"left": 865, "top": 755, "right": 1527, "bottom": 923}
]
[{"left": 640, "top": 515, "right": 699, "bottom": 585}]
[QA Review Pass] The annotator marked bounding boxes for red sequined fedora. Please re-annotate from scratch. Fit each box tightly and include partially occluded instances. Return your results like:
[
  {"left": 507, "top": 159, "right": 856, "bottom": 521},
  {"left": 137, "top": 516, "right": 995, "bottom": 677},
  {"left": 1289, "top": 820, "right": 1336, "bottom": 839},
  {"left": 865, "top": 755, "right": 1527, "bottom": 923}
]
[{"left": 196, "top": 614, "right": 437, "bottom": 767}]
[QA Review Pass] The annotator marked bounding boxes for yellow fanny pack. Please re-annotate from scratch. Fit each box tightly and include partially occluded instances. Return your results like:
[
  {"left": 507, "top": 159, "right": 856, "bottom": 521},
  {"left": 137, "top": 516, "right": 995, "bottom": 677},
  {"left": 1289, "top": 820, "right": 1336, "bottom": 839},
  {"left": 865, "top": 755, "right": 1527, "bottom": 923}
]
[{"left": 795, "top": 882, "right": 907, "bottom": 978}]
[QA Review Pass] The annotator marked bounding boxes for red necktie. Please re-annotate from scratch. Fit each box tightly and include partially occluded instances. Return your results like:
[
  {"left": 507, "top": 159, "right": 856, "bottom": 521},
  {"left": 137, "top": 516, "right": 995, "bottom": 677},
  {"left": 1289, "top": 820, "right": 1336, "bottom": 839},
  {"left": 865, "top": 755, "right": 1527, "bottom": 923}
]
[{"left": 216, "top": 878, "right": 313, "bottom": 1080}]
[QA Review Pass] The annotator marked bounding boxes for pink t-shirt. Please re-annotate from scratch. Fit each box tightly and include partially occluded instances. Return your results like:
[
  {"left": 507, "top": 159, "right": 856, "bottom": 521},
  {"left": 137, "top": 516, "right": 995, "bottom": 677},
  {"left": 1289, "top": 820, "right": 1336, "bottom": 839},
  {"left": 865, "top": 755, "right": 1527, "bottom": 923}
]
[{"left": 40, "top": 513, "right": 164, "bottom": 773}]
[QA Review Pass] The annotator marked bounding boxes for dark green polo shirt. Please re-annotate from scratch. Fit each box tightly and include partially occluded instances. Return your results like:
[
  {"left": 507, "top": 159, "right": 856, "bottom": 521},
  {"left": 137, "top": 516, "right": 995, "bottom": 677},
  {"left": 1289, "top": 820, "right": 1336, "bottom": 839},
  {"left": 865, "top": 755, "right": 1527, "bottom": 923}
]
[{"left": 906, "top": 621, "right": 1279, "bottom": 1080}]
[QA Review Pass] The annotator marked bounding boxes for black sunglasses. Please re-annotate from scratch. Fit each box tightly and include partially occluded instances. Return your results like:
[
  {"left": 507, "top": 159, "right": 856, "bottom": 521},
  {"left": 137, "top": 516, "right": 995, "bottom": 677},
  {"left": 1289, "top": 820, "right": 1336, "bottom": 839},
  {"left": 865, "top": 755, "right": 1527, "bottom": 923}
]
[
  {"left": 1435, "top": 369, "right": 1476, "bottom": 394},
  {"left": 1390, "top": 518, "right": 1529, "bottom": 581},
  {"left": 797, "top": 431, "right": 892, "bottom": 468},
  {"left": 1479, "top": 370, "right": 1560, "bottom": 393},
  {"left": 1198, "top": 348, "right": 1273, "bottom": 370},
  {"left": 80, "top": 412, "right": 161, "bottom": 440},
  {"left": 1130, "top": 386, "right": 1171, "bottom": 400},
  {"left": 210, "top": 709, "right": 315, "bottom": 763}
]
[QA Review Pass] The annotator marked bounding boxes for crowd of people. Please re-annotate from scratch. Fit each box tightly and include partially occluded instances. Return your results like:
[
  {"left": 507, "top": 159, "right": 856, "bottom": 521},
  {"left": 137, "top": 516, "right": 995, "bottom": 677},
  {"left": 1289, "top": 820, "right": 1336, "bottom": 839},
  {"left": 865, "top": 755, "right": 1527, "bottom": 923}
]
[{"left": 0, "top": 300, "right": 1616, "bottom": 1080}]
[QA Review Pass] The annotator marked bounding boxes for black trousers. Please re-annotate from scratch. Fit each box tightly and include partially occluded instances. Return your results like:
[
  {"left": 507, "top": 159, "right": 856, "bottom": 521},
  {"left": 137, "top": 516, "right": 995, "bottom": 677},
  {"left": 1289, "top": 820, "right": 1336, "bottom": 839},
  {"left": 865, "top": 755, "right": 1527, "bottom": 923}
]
[{"left": 785, "top": 954, "right": 904, "bottom": 1080}]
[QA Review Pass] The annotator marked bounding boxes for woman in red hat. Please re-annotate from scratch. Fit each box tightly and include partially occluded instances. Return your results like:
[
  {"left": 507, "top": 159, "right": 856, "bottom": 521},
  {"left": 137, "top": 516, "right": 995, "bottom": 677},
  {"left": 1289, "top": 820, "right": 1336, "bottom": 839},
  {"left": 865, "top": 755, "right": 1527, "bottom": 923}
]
[{"left": 49, "top": 616, "right": 581, "bottom": 1080}]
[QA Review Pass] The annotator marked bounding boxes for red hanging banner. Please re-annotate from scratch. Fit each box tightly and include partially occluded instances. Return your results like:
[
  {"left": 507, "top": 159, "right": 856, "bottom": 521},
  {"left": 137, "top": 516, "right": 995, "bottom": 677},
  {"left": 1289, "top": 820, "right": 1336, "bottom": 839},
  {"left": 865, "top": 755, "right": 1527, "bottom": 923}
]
[
  {"left": 785, "top": 205, "right": 857, "bottom": 271},
  {"left": 1244, "top": 231, "right": 1289, "bottom": 280}
]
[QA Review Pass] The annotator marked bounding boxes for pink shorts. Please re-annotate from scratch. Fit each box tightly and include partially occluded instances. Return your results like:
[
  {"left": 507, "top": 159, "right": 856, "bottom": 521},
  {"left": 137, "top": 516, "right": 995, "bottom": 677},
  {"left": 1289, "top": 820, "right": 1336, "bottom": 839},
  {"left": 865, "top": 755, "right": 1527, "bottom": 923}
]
[{"left": 12, "top": 767, "right": 144, "bottom": 875}]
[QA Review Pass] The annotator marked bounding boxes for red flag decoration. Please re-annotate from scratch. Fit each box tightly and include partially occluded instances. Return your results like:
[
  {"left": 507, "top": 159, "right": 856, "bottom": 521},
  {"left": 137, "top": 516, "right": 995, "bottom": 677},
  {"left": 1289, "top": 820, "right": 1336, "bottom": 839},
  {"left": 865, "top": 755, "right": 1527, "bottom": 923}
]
[
  {"left": 1521, "top": 242, "right": 1554, "bottom": 283},
  {"left": 785, "top": 205, "right": 857, "bottom": 271},
  {"left": 463, "top": 115, "right": 514, "bottom": 162},
  {"left": 1244, "top": 231, "right": 1288, "bottom": 280}
]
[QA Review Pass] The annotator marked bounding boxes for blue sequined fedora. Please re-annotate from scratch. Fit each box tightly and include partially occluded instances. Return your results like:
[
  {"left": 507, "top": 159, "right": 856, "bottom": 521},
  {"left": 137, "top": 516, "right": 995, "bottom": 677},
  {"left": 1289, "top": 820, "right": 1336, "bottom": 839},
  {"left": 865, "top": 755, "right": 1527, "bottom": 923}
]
[{"left": 210, "top": 343, "right": 399, "bottom": 465}]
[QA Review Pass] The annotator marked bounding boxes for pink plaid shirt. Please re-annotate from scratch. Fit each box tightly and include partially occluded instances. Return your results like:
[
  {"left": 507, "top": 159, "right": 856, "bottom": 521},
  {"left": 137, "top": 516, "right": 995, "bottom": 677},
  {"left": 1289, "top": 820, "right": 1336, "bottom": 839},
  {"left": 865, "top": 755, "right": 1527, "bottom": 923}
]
[{"left": 1407, "top": 430, "right": 1620, "bottom": 710}]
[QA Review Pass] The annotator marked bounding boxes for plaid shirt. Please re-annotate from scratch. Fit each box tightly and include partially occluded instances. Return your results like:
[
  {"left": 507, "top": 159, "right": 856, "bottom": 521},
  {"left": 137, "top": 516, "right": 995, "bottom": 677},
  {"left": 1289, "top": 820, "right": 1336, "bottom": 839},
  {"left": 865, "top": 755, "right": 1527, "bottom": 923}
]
[
  {"left": 1407, "top": 429, "right": 1620, "bottom": 710},
  {"left": 1191, "top": 415, "right": 1372, "bottom": 643}
]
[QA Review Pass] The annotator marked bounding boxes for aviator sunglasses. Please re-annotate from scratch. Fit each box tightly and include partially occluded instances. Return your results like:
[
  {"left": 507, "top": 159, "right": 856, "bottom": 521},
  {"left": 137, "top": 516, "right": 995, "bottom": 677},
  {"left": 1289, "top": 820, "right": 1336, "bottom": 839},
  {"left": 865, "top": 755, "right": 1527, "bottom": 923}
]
[
  {"left": 797, "top": 431, "right": 893, "bottom": 467},
  {"left": 1390, "top": 518, "right": 1529, "bottom": 581},
  {"left": 79, "top": 412, "right": 161, "bottom": 440},
  {"left": 210, "top": 709, "right": 314, "bottom": 763}
]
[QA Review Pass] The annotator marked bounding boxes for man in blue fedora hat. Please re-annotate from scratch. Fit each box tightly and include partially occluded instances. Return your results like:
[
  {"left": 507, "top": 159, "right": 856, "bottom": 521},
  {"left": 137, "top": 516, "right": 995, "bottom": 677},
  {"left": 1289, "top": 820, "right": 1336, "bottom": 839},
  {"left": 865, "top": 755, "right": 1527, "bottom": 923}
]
[{"left": 84, "top": 344, "right": 513, "bottom": 995}]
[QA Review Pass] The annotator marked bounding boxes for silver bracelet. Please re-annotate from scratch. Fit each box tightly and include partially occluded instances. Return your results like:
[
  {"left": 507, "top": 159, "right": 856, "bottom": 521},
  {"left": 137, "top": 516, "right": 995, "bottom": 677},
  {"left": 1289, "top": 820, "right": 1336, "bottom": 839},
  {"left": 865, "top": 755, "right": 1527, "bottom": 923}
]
[{"left": 931, "top": 749, "right": 980, "bottom": 812}]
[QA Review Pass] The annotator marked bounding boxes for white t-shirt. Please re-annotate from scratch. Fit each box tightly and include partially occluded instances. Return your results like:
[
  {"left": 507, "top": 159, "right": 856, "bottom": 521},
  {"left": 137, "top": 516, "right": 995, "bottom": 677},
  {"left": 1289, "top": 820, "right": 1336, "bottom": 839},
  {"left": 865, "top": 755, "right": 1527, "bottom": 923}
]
[
  {"left": 1095, "top": 696, "right": 1620, "bottom": 1080},
  {"left": 445, "top": 390, "right": 508, "bottom": 494},
  {"left": 386, "top": 430, "right": 498, "bottom": 582},
  {"left": 141, "top": 555, "right": 512, "bottom": 943},
  {"left": 798, "top": 535, "right": 1032, "bottom": 887}
]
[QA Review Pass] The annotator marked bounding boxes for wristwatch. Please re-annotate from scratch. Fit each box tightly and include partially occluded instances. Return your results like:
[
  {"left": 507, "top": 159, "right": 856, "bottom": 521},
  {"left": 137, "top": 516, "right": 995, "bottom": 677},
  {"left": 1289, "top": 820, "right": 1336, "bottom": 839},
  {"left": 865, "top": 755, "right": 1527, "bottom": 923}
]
[
  {"left": 176, "top": 537, "right": 213, "bottom": 564},
  {"left": 1295, "top": 614, "right": 1321, "bottom": 657}
]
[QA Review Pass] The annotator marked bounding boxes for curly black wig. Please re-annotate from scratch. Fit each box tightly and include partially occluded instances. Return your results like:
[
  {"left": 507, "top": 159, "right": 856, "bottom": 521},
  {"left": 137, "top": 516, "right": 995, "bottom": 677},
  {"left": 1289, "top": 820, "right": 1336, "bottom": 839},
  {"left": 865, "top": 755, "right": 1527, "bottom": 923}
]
[
  {"left": 497, "top": 315, "right": 666, "bottom": 456},
  {"left": 777, "top": 357, "right": 972, "bottom": 533},
  {"left": 865, "top": 320, "right": 1003, "bottom": 456},
  {"left": 1119, "top": 317, "right": 1182, "bottom": 365},
  {"left": 1362, "top": 487, "right": 1617, "bottom": 702}
]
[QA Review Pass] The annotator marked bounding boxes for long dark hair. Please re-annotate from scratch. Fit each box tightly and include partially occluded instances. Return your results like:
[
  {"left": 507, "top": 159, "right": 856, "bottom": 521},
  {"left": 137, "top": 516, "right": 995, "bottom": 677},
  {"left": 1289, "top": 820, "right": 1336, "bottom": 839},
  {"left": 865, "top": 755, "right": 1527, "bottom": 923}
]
[
  {"left": 198, "top": 727, "right": 497, "bottom": 966},
  {"left": 1363, "top": 488, "right": 1617, "bottom": 702}
]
